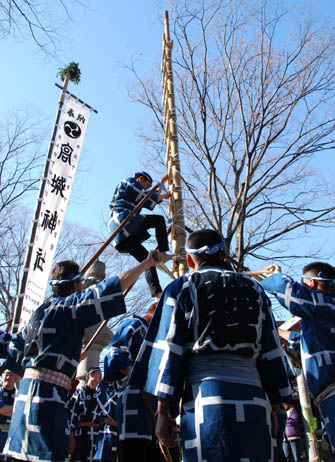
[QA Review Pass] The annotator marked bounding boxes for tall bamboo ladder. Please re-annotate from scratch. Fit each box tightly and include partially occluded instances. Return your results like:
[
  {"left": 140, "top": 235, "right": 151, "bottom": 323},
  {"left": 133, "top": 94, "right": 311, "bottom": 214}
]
[{"left": 162, "top": 11, "right": 188, "bottom": 278}]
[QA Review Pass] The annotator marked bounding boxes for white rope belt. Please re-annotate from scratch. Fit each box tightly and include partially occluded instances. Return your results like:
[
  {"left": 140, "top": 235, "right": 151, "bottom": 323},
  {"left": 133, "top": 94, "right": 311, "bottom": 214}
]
[{"left": 24, "top": 367, "right": 72, "bottom": 391}]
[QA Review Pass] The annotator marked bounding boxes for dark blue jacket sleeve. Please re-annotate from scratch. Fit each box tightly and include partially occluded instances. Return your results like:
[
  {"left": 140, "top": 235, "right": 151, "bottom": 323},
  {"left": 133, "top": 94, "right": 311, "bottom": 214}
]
[
  {"left": 261, "top": 274, "right": 317, "bottom": 321},
  {"left": 4, "top": 330, "right": 25, "bottom": 376},
  {"left": 256, "top": 294, "right": 293, "bottom": 403},
  {"left": 67, "top": 276, "right": 126, "bottom": 330},
  {"left": 129, "top": 278, "right": 187, "bottom": 401},
  {"left": 0, "top": 331, "right": 12, "bottom": 359}
]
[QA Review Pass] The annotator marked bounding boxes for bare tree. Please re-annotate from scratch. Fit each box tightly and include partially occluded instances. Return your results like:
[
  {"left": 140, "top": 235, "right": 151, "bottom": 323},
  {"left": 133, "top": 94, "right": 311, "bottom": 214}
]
[
  {"left": 0, "top": 205, "right": 29, "bottom": 326},
  {"left": 0, "top": 108, "right": 45, "bottom": 225},
  {"left": 127, "top": 0, "right": 335, "bottom": 268},
  {"left": 0, "top": 107, "right": 46, "bottom": 325},
  {"left": 0, "top": 0, "right": 85, "bottom": 55}
]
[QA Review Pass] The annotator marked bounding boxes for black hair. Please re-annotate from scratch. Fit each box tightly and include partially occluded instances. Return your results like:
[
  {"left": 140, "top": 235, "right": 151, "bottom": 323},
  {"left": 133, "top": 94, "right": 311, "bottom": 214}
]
[
  {"left": 50, "top": 260, "right": 80, "bottom": 297},
  {"left": 303, "top": 261, "right": 335, "bottom": 278},
  {"left": 303, "top": 261, "right": 335, "bottom": 294},
  {"left": 134, "top": 171, "right": 153, "bottom": 184},
  {"left": 186, "top": 229, "right": 231, "bottom": 269},
  {"left": 88, "top": 367, "right": 101, "bottom": 374}
]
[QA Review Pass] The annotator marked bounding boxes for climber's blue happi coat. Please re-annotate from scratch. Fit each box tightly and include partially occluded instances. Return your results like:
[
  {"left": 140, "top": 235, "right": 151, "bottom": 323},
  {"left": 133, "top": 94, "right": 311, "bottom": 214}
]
[{"left": 108, "top": 177, "right": 160, "bottom": 247}]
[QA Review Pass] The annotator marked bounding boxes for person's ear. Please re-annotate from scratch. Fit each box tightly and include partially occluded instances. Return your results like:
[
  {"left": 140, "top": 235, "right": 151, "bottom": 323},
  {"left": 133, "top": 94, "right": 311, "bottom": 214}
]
[
  {"left": 303, "top": 278, "right": 316, "bottom": 289},
  {"left": 187, "top": 254, "right": 195, "bottom": 269},
  {"left": 73, "top": 280, "right": 83, "bottom": 293}
]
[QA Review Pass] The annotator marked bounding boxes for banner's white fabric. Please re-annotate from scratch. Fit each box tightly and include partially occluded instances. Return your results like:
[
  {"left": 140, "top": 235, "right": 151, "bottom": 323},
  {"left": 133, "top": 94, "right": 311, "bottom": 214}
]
[{"left": 18, "top": 97, "right": 91, "bottom": 328}]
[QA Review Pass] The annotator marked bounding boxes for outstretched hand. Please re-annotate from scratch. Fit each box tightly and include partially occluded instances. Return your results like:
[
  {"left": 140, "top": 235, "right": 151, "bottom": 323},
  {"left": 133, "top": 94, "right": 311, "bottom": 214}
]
[
  {"left": 146, "top": 250, "right": 163, "bottom": 267},
  {"left": 158, "top": 191, "right": 171, "bottom": 201},
  {"left": 119, "top": 250, "right": 166, "bottom": 293},
  {"left": 158, "top": 173, "right": 170, "bottom": 201},
  {"left": 160, "top": 173, "right": 169, "bottom": 184},
  {"left": 262, "top": 264, "right": 281, "bottom": 276}
]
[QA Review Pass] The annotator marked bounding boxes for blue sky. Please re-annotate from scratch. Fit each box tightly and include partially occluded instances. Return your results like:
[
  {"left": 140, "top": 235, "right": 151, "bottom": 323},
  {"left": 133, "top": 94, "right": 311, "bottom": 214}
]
[
  {"left": 1, "top": 0, "right": 171, "bottom": 229},
  {"left": 2, "top": 0, "right": 335, "bottom": 319}
]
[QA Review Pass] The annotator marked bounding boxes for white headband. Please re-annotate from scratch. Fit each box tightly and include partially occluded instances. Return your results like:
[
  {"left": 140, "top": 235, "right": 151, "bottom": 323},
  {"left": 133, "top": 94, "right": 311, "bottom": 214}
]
[{"left": 185, "top": 240, "right": 225, "bottom": 256}]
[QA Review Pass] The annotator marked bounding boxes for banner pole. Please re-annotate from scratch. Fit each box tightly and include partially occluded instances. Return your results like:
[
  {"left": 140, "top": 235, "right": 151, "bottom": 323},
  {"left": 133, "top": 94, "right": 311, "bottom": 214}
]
[{"left": 11, "top": 73, "right": 71, "bottom": 333}]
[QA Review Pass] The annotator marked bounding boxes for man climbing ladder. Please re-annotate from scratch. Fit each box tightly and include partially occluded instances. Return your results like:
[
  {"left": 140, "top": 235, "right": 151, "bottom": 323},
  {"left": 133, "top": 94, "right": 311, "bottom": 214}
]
[{"left": 108, "top": 171, "right": 171, "bottom": 299}]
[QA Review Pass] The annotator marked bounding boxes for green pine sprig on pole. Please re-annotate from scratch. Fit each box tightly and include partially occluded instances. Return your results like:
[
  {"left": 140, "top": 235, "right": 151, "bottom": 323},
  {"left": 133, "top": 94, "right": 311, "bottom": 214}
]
[{"left": 57, "top": 62, "right": 81, "bottom": 84}]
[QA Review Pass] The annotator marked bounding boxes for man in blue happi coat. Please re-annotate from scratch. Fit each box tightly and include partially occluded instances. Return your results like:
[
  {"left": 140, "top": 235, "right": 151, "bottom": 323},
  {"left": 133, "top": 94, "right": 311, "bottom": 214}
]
[
  {"left": 103, "top": 303, "right": 164, "bottom": 462},
  {"left": 4, "top": 251, "right": 163, "bottom": 462},
  {"left": 109, "top": 171, "right": 171, "bottom": 299},
  {"left": 261, "top": 261, "right": 335, "bottom": 452},
  {"left": 93, "top": 378, "right": 119, "bottom": 462},
  {"left": 0, "top": 370, "right": 17, "bottom": 461},
  {"left": 69, "top": 367, "right": 103, "bottom": 462},
  {"left": 129, "top": 229, "right": 293, "bottom": 462}
]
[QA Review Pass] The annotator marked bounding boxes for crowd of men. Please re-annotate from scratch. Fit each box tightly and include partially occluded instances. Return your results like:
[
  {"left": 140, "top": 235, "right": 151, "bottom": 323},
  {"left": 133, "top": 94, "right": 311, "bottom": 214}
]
[{"left": 0, "top": 170, "right": 334, "bottom": 462}]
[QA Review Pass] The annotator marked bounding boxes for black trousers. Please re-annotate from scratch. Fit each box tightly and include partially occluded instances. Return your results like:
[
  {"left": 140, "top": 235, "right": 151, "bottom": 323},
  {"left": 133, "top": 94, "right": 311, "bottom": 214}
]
[
  {"left": 118, "top": 438, "right": 163, "bottom": 462},
  {"left": 116, "top": 215, "right": 169, "bottom": 297},
  {"left": 118, "top": 438, "right": 180, "bottom": 462}
]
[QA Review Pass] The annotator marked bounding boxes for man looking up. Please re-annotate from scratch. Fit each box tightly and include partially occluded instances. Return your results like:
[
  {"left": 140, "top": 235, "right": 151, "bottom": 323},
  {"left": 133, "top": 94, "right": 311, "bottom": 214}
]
[
  {"left": 261, "top": 261, "right": 335, "bottom": 452},
  {"left": 109, "top": 171, "right": 171, "bottom": 299},
  {"left": 5, "top": 250, "right": 162, "bottom": 462},
  {"left": 129, "top": 229, "right": 292, "bottom": 462}
]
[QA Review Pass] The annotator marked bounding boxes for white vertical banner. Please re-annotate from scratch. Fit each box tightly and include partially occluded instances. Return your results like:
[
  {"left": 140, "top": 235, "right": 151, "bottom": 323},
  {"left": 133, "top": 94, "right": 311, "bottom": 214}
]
[{"left": 18, "top": 97, "right": 91, "bottom": 328}]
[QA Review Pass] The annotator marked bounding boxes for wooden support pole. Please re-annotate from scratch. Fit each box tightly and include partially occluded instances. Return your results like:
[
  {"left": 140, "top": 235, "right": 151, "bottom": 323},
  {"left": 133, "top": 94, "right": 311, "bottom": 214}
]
[{"left": 161, "top": 10, "right": 188, "bottom": 278}]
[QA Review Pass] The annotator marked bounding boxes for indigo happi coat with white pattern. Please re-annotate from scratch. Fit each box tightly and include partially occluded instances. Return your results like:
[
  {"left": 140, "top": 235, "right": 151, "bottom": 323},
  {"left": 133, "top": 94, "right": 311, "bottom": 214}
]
[
  {"left": 5, "top": 277, "right": 126, "bottom": 462},
  {"left": 262, "top": 273, "right": 335, "bottom": 450},
  {"left": 130, "top": 264, "right": 293, "bottom": 462},
  {"left": 108, "top": 177, "right": 160, "bottom": 247}
]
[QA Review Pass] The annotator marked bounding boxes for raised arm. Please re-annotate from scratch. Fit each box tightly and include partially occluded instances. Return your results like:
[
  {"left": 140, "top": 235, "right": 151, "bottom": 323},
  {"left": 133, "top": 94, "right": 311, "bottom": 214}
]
[
  {"left": 118, "top": 250, "right": 163, "bottom": 293},
  {"left": 157, "top": 173, "right": 170, "bottom": 202},
  {"left": 257, "top": 294, "right": 293, "bottom": 404}
]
